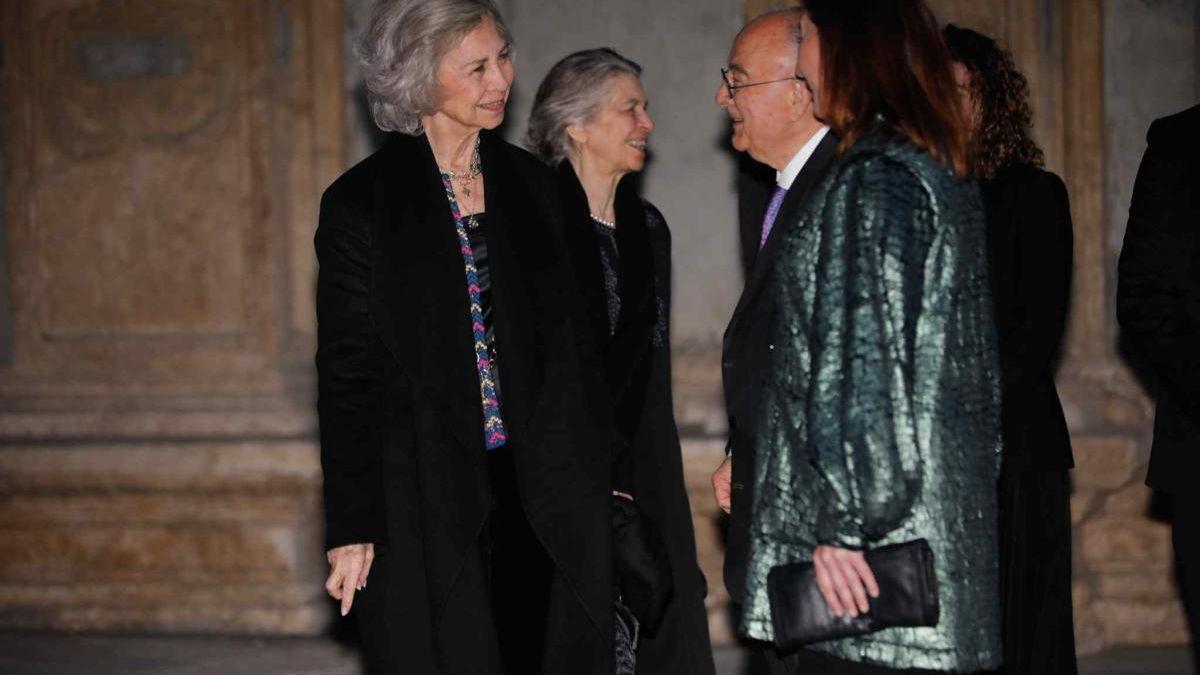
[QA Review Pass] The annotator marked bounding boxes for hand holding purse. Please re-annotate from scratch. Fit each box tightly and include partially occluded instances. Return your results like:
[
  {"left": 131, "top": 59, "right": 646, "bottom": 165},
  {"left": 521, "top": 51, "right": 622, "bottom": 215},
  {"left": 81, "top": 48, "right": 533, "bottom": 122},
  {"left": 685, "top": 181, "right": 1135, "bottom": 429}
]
[{"left": 766, "top": 539, "right": 939, "bottom": 652}]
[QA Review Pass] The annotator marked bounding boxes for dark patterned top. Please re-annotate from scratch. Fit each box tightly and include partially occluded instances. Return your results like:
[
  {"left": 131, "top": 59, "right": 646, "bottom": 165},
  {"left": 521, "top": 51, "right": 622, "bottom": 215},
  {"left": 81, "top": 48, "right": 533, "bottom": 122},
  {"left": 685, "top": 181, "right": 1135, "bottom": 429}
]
[{"left": 592, "top": 220, "right": 621, "bottom": 337}]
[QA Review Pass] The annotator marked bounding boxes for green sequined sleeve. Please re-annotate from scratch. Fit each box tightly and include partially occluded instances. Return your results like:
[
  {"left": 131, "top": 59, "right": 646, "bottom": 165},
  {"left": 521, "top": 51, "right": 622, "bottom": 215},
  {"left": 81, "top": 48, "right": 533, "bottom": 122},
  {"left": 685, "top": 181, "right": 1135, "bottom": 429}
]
[{"left": 804, "top": 158, "right": 931, "bottom": 549}]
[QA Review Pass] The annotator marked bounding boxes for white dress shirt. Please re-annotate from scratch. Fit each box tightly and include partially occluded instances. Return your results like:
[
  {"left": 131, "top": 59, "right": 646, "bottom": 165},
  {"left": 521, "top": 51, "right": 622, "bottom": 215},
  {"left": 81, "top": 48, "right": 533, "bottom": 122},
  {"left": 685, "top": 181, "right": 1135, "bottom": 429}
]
[{"left": 777, "top": 125, "right": 831, "bottom": 190}]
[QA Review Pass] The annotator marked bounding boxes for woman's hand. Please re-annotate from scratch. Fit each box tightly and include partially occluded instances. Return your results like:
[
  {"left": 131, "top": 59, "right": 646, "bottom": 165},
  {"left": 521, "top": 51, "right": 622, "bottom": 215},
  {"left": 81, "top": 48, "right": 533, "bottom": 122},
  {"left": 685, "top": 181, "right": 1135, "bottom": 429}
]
[
  {"left": 325, "top": 543, "right": 374, "bottom": 616},
  {"left": 812, "top": 545, "right": 879, "bottom": 617}
]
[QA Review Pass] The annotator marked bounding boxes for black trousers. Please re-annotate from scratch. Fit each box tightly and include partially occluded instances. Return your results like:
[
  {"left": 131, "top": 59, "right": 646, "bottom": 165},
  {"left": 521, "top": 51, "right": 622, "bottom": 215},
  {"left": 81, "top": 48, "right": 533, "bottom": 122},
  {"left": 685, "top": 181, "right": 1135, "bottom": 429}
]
[
  {"left": 486, "top": 443, "right": 554, "bottom": 675},
  {"left": 997, "top": 469, "right": 1077, "bottom": 675},
  {"left": 1171, "top": 491, "right": 1200, "bottom": 673}
]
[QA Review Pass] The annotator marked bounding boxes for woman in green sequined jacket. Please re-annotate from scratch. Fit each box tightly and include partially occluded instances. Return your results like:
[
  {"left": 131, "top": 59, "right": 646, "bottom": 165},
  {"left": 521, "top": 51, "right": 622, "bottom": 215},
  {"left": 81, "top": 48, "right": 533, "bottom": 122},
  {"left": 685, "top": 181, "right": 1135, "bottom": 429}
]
[{"left": 741, "top": 1, "right": 1004, "bottom": 672}]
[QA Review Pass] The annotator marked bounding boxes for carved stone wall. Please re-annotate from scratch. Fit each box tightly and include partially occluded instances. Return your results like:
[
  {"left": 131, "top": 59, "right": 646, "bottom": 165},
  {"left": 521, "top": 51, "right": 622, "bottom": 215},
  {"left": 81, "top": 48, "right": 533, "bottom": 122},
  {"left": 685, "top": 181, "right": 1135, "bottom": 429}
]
[
  {"left": 0, "top": 0, "right": 343, "bottom": 634},
  {"left": 0, "top": 0, "right": 1191, "bottom": 648}
]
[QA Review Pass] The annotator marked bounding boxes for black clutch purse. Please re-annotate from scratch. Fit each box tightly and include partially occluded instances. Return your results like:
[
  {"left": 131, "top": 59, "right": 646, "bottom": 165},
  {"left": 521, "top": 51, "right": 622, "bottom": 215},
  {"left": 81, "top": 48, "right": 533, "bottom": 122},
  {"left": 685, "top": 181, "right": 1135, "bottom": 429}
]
[
  {"left": 613, "top": 496, "right": 674, "bottom": 635},
  {"left": 766, "top": 539, "right": 939, "bottom": 652}
]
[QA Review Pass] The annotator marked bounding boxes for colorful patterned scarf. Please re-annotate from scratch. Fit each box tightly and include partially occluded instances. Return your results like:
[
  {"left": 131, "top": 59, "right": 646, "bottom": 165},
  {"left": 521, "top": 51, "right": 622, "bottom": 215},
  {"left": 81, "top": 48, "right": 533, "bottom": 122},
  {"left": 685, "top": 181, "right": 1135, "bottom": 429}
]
[{"left": 440, "top": 174, "right": 508, "bottom": 450}]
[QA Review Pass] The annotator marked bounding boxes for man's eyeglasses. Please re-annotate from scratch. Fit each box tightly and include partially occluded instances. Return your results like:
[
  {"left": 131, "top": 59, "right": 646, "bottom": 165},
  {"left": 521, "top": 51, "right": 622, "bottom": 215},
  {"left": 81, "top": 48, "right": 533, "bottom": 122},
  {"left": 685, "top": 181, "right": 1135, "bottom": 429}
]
[{"left": 720, "top": 67, "right": 802, "bottom": 98}]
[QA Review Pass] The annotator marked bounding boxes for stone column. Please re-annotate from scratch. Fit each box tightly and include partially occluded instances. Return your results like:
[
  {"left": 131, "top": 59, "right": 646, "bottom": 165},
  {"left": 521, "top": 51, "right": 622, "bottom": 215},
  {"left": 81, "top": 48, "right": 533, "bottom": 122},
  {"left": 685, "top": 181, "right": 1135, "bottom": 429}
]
[{"left": 0, "top": 0, "right": 344, "bottom": 634}]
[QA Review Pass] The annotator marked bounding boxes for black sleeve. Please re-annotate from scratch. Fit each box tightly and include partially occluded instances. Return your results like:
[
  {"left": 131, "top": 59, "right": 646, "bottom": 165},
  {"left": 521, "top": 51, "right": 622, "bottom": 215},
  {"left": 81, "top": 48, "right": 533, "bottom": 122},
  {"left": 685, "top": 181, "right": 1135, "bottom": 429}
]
[
  {"left": 1116, "top": 124, "right": 1200, "bottom": 424},
  {"left": 1000, "top": 171, "right": 1073, "bottom": 387},
  {"left": 315, "top": 189, "right": 390, "bottom": 552}
]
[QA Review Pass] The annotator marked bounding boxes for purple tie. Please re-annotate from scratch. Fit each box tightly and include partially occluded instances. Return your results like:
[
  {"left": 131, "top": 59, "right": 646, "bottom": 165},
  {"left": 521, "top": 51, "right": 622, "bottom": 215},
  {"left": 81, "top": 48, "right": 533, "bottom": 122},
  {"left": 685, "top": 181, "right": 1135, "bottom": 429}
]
[{"left": 760, "top": 185, "right": 787, "bottom": 249}]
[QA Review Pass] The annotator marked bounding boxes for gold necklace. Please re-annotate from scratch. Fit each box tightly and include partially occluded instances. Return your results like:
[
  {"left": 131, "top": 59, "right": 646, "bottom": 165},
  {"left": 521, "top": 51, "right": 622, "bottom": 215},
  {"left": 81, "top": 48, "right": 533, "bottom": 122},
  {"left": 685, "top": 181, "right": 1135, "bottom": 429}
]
[{"left": 441, "top": 137, "right": 482, "bottom": 199}]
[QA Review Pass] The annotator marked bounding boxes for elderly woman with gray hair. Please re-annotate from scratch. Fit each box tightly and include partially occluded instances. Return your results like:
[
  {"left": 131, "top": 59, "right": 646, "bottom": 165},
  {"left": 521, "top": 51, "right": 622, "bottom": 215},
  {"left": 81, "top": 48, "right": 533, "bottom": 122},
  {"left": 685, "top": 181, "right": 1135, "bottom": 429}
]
[
  {"left": 316, "top": 2, "right": 619, "bottom": 672},
  {"left": 527, "top": 49, "right": 716, "bottom": 675}
]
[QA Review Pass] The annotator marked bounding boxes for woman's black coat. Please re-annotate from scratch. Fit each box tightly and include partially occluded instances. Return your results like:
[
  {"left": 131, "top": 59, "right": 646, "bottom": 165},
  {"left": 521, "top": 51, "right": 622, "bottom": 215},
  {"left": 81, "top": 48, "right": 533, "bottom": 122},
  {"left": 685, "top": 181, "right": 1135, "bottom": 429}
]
[
  {"left": 980, "top": 164, "right": 1074, "bottom": 472},
  {"left": 556, "top": 164, "right": 716, "bottom": 674},
  {"left": 315, "top": 131, "right": 615, "bottom": 674},
  {"left": 982, "top": 163, "right": 1078, "bottom": 672}
]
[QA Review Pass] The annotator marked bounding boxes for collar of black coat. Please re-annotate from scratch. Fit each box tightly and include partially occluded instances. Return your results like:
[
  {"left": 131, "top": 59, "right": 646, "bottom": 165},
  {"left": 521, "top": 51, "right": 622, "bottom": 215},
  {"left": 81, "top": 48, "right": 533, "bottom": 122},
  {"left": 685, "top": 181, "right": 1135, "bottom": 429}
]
[{"left": 368, "top": 129, "right": 552, "bottom": 454}]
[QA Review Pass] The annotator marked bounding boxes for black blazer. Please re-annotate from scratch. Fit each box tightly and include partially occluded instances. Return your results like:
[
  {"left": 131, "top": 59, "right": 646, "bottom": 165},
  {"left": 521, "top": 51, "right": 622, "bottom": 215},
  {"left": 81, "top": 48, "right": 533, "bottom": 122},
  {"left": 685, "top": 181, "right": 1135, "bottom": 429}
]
[
  {"left": 1117, "top": 105, "right": 1200, "bottom": 495},
  {"left": 736, "top": 153, "right": 776, "bottom": 276},
  {"left": 981, "top": 164, "right": 1074, "bottom": 473},
  {"left": 315, "top": 131, "right": 614, "bottom": 674},
  {"left": 720, "top": 132, "right": 838, "bottom": 601}
]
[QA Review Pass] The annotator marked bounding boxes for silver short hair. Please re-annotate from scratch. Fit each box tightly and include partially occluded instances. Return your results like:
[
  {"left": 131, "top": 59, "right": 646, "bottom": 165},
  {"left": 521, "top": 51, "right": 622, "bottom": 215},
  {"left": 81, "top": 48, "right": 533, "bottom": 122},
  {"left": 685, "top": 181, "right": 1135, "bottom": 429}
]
[
  {"left": 358, "top": 0, "right": 512, "bottom": 136},
  {"left": 526, "top": 48, "right": 643, "bottom": 164}
]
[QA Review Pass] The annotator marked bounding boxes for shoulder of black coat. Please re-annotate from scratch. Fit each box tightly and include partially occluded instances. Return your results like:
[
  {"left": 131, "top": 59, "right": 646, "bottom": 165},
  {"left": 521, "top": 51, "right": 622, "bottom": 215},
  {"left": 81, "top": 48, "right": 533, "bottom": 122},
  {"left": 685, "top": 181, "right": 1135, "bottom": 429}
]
[
  {"left": 640, "top": 199, "right": 667, "bottom": 230},
  {"left": 1148, "top": 104, "right": 1200, "bottom": 149},
  {"left": 320, "top": 134, "right": 401, "bottom": 208}
]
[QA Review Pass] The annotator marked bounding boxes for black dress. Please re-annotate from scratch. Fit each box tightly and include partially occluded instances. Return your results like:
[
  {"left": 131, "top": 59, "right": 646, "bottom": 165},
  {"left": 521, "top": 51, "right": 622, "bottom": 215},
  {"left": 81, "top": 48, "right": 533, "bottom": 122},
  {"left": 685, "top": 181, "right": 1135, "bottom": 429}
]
[{"left": 981, "top": 164, "right": 1077, "bottom": 675}]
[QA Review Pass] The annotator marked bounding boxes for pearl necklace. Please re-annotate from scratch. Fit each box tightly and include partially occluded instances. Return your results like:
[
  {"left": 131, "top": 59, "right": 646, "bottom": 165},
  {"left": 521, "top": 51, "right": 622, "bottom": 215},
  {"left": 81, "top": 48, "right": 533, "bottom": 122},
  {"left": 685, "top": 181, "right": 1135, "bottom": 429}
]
[{"left": 590, "top": 213, "right": 616, "bottom": 229}]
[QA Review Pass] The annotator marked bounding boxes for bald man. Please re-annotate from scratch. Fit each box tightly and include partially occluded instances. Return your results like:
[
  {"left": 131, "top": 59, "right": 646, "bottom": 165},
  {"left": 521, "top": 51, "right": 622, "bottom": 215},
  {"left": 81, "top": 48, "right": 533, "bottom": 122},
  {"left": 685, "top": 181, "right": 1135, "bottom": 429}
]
[{"left": 711, "top": 9, "right": 836, "bottom": 669}]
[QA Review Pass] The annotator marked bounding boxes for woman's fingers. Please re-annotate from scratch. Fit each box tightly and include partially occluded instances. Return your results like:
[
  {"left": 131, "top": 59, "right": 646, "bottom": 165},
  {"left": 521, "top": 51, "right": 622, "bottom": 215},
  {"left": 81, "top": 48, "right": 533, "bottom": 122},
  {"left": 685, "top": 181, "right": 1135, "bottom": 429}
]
[
  {"left": 325, "top": 567, "right": 344, "bottom": 600},
  {"left": 813, "top": 546, "right": 875, "bottom": 617},
  {"left": 824, "top": 552, "right": 864, "bottom": 617},
  {"left": 849, "top": 552, "right": 880, "bottom": 599},
  {"left": 812, "top": 548, "right": 844, "bottom": 616},
  {"left": 356, "top": 544, "right": 375, "bottom": 590},
  {"left": 324, "top": 544, "right": 372, "bottom": 615},
  {"left": 340, "top": 556, "right": 362, "bottom": 616}
]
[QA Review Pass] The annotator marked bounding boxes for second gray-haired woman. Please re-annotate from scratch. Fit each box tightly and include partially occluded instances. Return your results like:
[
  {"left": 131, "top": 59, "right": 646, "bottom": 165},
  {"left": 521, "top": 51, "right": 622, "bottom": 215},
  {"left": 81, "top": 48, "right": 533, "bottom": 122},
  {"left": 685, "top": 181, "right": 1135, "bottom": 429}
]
[
  {"left": 528, "top": 48, "right": 716, "bottom": 675},
  {"left": 317, "top": 2, "right": 619, "bottom": 673}
]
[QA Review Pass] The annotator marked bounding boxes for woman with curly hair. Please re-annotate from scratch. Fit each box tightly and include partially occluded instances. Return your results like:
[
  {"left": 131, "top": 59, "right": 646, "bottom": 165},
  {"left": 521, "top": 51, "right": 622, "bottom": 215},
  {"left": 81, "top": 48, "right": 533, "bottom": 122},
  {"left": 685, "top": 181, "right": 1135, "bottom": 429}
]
[{"left": 945, "top": 24, "right": 1077, "bottom": 675}]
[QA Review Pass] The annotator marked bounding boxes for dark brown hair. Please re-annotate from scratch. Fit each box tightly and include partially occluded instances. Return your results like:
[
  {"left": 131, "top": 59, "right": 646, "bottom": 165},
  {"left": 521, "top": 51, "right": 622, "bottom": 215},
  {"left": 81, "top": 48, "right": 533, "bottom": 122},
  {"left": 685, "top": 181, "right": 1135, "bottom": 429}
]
[
  {"left": 943, "top": 24, "right": 1044, "bottom": 178},
  {"left": 801, "top": 0, "right": 970, "bottom": 176}
]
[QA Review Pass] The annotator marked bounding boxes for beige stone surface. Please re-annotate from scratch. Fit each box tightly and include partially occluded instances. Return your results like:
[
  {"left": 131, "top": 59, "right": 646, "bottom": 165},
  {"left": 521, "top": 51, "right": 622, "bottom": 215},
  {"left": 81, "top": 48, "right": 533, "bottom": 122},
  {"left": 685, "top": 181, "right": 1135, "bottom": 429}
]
[
  {"left": 1093, "top": 599, "right": 1191, "bottom": 647},
  {"left": 1072, "top": 436, "right": 1140, "bottom": 489},
  {"left": 681, "top": 437, "right": 732, "bottom": 643},
  {"left": 1097, "top": 572, "right": 1183, "bottom": 602},
  {"left": 1102, "top": 481, "right": 1154, "bottom": 515},
  {"left": 1080, "top": 514, "right": 1174, "bottom": 572},
  {"left": 1071, "top": 490, "right": 1100, "bottom": 525},
  {"left": 1073, "top": 595, "right": 1107, "bottom": 656}
]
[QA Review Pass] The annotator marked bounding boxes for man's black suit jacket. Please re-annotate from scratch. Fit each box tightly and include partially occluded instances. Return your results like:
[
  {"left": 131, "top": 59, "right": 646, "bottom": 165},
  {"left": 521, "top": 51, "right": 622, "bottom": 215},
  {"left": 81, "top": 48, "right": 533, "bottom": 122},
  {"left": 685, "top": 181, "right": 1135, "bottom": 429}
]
[
  {"left": 1117, "top": 104, "right": 1200, "bottom": 495},
  {"left": 721, "top": 132, "right": 838, "bottom": 601}
]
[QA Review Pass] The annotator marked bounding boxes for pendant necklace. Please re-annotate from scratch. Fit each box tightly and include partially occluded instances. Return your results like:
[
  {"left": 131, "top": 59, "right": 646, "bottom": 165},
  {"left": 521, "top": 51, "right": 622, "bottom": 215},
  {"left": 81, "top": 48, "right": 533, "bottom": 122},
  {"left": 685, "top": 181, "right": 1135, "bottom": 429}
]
[{"left": 441, "top": 136, "right": 482, "bottom": 199}]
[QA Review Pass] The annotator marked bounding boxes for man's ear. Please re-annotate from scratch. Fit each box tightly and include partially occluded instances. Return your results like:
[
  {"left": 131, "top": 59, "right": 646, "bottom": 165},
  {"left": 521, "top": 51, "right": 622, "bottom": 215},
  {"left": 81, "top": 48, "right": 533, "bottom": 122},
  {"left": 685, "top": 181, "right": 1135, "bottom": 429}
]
[{"left": 788, "top": 78, "right": 811, "bottom": 121}]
